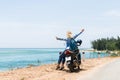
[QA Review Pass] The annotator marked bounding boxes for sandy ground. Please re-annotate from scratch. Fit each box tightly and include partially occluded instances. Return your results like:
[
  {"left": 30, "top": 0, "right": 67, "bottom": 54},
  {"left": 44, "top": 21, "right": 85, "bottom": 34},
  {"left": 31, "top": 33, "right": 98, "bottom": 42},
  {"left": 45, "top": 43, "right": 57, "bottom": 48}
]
[{"left": 0, "top": 57, "right": 119, "bottom": 80}]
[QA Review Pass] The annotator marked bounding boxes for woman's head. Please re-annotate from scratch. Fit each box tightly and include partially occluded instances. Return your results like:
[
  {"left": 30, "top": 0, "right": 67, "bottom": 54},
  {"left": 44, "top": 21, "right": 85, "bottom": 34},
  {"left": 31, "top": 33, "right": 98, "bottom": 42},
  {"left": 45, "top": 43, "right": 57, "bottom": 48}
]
[{"left": 66, "top": 31, "right": 72, "bottom": 38}]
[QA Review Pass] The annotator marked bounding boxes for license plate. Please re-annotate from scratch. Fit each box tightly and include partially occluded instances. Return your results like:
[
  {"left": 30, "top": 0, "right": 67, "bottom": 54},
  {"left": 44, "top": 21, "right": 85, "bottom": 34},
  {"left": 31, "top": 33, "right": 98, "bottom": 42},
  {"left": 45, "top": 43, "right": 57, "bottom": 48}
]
[{"left": 66, "top": 56, "right": 71, "bottom": 61}]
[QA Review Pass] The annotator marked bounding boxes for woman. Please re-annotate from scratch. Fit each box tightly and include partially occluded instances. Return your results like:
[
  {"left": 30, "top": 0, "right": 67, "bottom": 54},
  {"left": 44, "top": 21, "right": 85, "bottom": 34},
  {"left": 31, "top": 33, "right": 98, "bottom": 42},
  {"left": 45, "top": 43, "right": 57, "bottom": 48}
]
[{"left": 56, "top": 29, "right": 84, "bottom": 70}]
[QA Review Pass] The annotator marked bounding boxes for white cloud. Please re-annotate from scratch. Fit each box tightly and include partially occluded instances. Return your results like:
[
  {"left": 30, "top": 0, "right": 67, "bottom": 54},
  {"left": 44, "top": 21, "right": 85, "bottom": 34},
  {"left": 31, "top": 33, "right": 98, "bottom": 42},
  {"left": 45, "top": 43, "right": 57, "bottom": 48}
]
[{"left": 104, "top": 10, "right": 120, "bottom": 17}]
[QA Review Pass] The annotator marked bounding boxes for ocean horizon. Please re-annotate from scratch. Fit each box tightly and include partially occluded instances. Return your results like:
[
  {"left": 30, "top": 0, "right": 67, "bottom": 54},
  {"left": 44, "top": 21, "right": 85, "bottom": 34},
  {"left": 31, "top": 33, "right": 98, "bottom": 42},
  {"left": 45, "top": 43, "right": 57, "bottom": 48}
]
[{"left": 0, "top": 48, "right": 109, "bottom": 71}]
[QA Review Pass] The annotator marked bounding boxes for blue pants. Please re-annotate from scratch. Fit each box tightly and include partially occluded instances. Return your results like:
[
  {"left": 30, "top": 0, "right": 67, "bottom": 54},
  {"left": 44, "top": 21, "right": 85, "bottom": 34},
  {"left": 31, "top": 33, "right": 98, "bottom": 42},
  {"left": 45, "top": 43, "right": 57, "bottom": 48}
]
[{"left": 58, "top": 51, "right": 66, "bottom": 64}]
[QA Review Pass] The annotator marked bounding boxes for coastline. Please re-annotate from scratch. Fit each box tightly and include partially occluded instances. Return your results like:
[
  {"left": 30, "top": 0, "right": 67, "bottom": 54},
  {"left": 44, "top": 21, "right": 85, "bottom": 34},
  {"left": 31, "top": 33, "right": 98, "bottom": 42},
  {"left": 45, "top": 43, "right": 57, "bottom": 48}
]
[{"left": 0, "top": 57, "right": 119, "bottom": 80}]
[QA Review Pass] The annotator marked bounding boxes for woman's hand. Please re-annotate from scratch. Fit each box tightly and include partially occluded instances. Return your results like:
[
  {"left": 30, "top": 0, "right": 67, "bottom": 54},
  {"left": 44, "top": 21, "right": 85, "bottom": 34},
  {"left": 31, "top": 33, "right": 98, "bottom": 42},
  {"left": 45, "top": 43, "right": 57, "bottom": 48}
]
[
  {"left": 56, "top": 36, "right": 58, "bottom": 40},
  {"left": 81, "top": 29, "right": 84, "bottom": 32}
]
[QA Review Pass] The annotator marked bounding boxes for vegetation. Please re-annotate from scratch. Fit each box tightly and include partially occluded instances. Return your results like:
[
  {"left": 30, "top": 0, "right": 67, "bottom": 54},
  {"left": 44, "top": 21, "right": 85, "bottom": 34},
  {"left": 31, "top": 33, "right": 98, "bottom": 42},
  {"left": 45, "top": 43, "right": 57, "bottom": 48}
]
[
  {"left": 110, "top": 53, "right": 119, "bottom": 57},
  {"left": 91, "top": 36, "right": 120, "bottom": 51}
]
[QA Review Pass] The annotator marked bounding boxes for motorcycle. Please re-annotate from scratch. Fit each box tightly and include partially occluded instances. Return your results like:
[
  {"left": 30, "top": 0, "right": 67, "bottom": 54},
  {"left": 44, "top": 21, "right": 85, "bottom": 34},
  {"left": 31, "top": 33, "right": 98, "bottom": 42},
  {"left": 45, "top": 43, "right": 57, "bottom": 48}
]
[{"left": 65, "top": 40, "right": 82, "bottom": 72}]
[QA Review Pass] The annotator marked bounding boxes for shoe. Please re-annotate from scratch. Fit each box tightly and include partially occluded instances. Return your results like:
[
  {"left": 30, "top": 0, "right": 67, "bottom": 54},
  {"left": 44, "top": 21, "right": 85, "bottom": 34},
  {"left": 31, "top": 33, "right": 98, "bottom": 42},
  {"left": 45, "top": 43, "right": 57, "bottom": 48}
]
[
  {"left": 59, "top": 66, "right": 64, "bottom": 70},
  {"left": 78, "top": 60, "right": 81, "bottom": 64},
  {"left": 56, "top": 66, "right": 60, "bottom": 70}
]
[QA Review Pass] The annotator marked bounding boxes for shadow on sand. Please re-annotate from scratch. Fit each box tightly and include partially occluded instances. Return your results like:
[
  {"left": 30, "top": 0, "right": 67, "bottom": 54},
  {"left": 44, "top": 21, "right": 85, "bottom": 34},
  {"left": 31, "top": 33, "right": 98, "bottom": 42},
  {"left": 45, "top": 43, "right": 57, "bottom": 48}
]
[{"left": 62, "top": 68, "right": 87, "bottom": 73}]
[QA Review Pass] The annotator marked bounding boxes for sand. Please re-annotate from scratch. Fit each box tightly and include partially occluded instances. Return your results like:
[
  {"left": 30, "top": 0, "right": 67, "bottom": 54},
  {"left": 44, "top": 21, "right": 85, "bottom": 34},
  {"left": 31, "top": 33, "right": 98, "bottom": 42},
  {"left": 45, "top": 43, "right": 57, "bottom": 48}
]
[{"left": 0, "top": 57, "right": 119, "bottom": 80}]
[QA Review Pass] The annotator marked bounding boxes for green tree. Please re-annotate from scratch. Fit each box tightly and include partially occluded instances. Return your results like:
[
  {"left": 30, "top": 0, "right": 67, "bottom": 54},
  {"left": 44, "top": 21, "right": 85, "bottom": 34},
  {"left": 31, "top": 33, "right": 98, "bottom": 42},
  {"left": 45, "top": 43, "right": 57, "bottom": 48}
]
[
  {"left": 116, "top": 36, "right": 120, "bottom": 50},
  {"left": 91, "top": 36, "right": 120, "bottom": 50}
]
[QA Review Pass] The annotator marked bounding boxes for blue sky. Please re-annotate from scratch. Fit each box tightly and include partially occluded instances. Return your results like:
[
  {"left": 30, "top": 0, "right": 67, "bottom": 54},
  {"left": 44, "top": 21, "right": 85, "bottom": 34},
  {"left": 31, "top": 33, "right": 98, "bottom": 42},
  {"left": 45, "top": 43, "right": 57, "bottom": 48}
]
[{"left": 0, "top": 0, "right": 120, "bottom": 48}]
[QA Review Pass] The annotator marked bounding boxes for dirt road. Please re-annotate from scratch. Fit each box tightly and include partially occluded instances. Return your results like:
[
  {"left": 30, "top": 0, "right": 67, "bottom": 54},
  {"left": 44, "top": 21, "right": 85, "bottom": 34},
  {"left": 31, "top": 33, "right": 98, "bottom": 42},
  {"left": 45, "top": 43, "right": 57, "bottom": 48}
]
[{"left": 77, "top": 58, "right": 120, "bottom": 80}]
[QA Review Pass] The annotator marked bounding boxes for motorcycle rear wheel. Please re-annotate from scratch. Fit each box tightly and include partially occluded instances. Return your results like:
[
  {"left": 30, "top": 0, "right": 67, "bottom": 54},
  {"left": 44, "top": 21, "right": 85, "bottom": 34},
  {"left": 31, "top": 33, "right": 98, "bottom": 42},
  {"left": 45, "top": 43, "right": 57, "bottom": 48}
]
[{"left": 68, "top": 65, "right": 75, "bottom": 72}]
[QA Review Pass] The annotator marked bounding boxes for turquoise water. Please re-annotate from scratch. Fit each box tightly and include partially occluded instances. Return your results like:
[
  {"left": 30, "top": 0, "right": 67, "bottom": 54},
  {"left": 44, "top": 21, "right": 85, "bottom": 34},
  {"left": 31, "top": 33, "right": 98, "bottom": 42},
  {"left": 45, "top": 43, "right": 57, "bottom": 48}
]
[{"left": 0, "top": 48, "right": 109, "bottom": 71}]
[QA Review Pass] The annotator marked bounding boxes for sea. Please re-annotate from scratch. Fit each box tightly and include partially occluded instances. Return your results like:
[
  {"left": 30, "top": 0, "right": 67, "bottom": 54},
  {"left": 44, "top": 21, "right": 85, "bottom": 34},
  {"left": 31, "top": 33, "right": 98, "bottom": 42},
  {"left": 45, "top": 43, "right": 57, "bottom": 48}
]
[{"left": 0, "top": 48, "right": 109, "bottom": 71}]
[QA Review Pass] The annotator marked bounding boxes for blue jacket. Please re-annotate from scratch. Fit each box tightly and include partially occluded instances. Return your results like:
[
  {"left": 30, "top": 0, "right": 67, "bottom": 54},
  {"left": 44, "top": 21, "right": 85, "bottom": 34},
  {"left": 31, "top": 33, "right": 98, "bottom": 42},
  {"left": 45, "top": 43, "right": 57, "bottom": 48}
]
[{"left": 57, "top": 32, "right": 82, "bottom": 51}]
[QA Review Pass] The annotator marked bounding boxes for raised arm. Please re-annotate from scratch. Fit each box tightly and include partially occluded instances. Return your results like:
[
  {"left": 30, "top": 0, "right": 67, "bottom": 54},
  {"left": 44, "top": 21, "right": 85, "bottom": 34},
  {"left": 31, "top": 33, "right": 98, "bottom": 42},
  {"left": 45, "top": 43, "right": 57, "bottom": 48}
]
[
  {"left": 56, "top": 37, "right": 67, "bottom": 41},
  {"left": 73, "top": 29, "right": 84, "bottom": 39}
]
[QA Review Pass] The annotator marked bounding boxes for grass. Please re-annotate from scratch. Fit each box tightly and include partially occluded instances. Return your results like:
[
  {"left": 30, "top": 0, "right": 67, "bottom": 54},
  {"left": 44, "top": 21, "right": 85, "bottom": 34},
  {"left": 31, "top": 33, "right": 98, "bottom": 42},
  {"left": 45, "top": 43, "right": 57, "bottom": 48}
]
[{"left": 110, "top": 53, "right": 119, "bottom": 57}]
